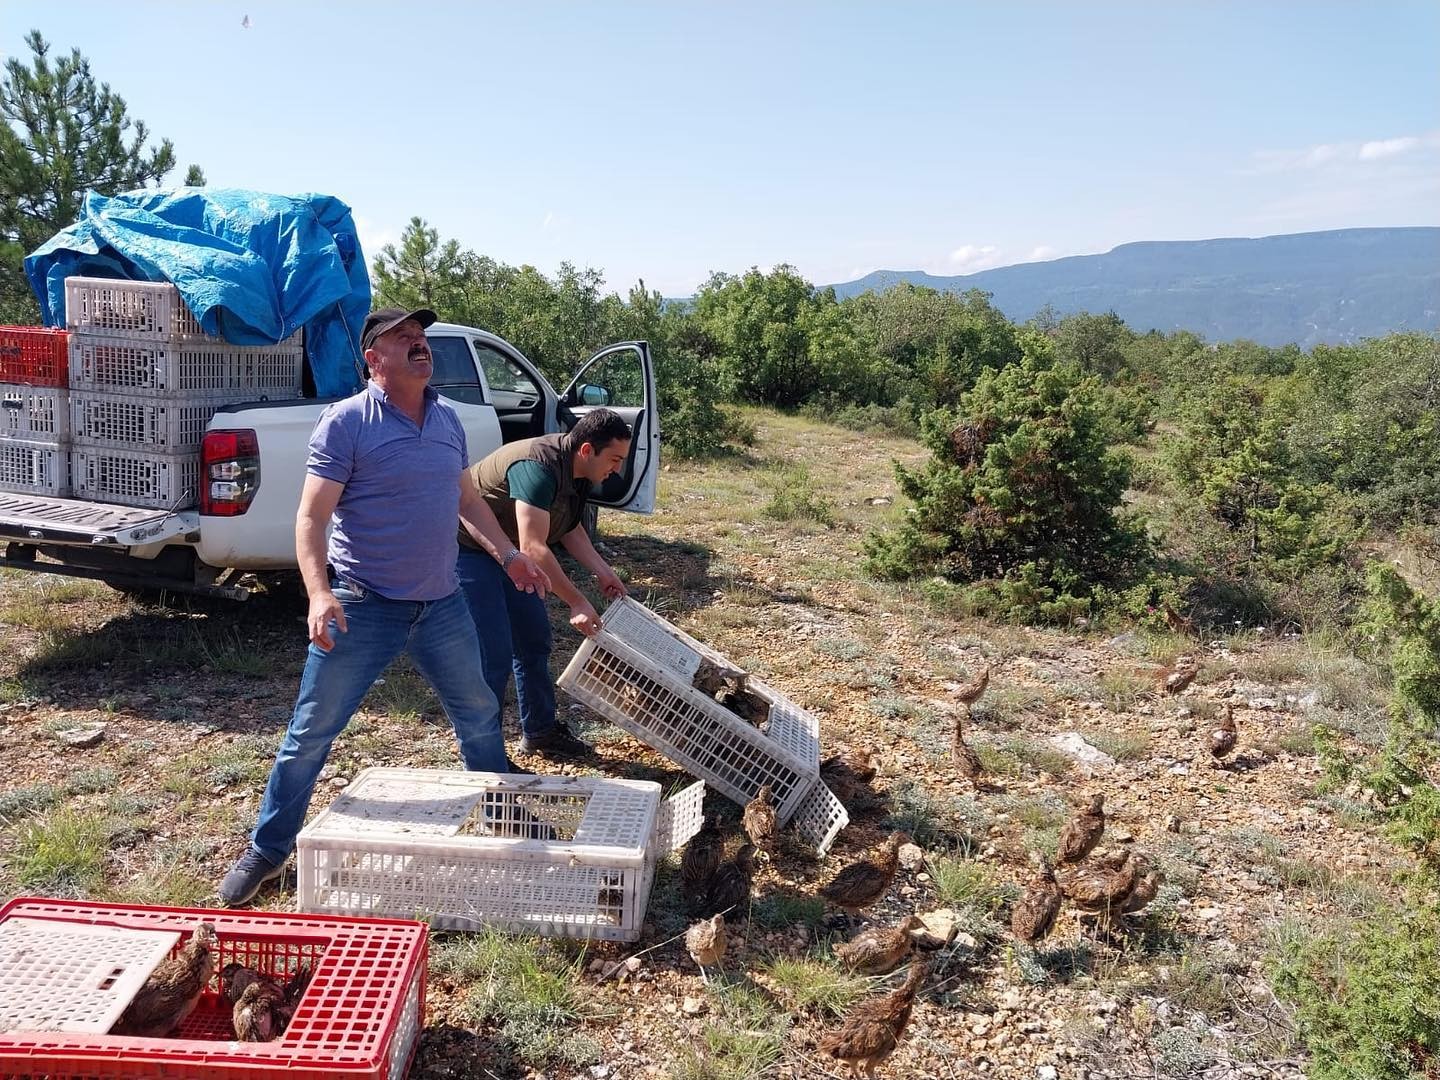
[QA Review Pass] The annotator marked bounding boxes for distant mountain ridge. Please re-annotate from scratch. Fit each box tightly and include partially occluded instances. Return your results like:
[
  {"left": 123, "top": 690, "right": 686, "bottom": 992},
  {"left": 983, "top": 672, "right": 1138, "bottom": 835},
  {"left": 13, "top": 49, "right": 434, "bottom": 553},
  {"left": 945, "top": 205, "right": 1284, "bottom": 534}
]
[{"left": 828, "top": 227, "right": 1440, "bottom": 347}]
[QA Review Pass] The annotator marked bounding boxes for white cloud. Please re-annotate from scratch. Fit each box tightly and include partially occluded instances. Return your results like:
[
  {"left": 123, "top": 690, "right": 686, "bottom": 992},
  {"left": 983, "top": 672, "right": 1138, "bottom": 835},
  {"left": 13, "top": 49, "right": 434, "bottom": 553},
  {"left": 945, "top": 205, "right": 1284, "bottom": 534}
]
[
  {"left": 1250, "top": 131, "right": 1439, "bottom": 172},
  {"left": 1358, "top": 136, "right": 1421, "bottom": 161},
  {"left": 947, "top": 243, "right": 1003, "bottom": 273},
  {"left": 1025, "top": 245, "right": 1058, "bottom": 262}
]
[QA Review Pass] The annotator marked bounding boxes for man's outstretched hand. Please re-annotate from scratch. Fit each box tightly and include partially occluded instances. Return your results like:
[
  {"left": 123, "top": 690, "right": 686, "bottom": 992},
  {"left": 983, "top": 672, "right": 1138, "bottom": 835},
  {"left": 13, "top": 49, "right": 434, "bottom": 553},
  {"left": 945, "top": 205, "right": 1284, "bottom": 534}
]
[{"left": 507, "top": 552, "right": 551, "bottom": 598}]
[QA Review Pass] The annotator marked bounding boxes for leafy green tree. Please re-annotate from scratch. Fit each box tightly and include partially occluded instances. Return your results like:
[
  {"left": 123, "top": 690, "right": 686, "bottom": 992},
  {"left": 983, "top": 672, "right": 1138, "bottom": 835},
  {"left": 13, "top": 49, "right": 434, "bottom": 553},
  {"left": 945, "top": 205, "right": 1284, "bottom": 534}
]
[
  {"left": 691, "top": 265, "right": 832, "bottom": 407},
  {"left": 865, "top": 337, "right": 1146, "bottom": 621},
  {"left": 0, "top": 30, "right": 203, "bottom": 322},
  {"left": 1165, "top": 375, "right": 1354, "bottom": 579}
]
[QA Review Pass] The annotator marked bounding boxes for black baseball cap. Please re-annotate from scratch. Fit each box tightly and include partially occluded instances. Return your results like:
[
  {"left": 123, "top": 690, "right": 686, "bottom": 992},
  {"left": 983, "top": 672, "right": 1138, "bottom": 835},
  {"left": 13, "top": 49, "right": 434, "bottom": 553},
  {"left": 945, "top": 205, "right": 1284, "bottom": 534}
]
[{"left": 360, "top": 307, "right": 437, "bottom": 352}]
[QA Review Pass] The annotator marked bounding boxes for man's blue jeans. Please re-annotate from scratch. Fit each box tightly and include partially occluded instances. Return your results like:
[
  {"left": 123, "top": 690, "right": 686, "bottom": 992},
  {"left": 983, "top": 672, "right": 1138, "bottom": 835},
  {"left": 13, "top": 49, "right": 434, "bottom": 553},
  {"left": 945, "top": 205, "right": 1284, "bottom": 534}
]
[
  {"left": 457, "top": 546, "right": 557, "bottom": 739},
  {"left": 250, "top": 582, "right": 507, "bottom": 865}
]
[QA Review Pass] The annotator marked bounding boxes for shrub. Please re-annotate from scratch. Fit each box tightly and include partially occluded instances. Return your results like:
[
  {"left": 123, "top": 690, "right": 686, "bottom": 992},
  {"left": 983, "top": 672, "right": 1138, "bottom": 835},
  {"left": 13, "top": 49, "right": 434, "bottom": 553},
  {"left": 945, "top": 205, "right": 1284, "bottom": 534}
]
[
  {"left": 1266, "top": 902, "right": 1440, "bottom": 1080},
  {"left": 864, "top": 347, "right": 1149, "bottom": 623}
]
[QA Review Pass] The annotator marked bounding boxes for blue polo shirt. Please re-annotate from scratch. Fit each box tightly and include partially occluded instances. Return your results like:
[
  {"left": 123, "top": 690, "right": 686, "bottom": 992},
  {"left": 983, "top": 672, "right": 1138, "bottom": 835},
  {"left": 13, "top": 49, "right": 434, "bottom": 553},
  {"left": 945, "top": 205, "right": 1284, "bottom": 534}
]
[{"left": 306, "top": 382, "right": 469, "bottom": 601}]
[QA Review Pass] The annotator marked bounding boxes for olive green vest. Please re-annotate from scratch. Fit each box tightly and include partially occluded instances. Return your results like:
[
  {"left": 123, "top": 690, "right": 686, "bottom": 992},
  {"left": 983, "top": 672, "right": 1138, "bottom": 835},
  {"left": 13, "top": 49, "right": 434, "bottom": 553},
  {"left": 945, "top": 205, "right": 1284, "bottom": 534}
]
[{"left": 460, "top": 433, "right": 588, "bottom": 549}]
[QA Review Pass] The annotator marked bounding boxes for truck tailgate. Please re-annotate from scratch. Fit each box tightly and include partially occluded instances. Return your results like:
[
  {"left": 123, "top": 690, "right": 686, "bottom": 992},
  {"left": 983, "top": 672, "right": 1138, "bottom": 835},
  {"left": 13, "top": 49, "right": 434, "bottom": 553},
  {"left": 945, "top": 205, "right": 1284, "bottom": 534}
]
[{"left": 0, "top": 493, "right": 197, "bottom": 547}]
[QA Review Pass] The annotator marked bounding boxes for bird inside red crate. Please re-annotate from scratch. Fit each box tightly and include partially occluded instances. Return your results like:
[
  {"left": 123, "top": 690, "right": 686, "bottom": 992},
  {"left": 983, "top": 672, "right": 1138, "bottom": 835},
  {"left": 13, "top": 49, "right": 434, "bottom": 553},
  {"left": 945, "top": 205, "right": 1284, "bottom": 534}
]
[{"left": 110, "top": 922, "right": 218, "bottom": 1037}]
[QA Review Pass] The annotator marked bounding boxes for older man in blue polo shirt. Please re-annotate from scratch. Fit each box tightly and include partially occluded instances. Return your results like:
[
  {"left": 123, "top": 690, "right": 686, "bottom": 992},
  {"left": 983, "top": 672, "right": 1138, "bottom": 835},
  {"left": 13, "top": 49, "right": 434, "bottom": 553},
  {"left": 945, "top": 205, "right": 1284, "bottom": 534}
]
[{"left": 218, "top": 306, "right": 549, "bottom": 907}]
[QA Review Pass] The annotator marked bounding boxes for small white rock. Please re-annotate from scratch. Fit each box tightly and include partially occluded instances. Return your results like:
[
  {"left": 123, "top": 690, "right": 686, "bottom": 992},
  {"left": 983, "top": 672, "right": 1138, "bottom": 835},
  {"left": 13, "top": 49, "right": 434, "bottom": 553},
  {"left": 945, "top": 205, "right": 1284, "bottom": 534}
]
[
  {"left": 898, "top": 843, "right": 925, "bottom": 871},
  {"left": 1037, "top": 1067, "right": 1060, "bottom": 1080}
]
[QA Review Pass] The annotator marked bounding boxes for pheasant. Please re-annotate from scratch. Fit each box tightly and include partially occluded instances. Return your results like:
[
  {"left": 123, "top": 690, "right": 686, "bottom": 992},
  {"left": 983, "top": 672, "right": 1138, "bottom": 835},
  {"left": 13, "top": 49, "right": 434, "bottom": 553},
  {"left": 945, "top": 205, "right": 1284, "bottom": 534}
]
[
  {"left": 700, "top": 844, "right": 757, "bottom": 917},
  {"left": 1058, "top": 849, "right": 1141, "bottom": 933},
  {"left": 1161, "top": 601, "right": 1198, "bottom": 638},
  {"left": 1209, "top": 703, "right": 1238, "bottom": 763},
  {"left": 1158, "top": 657, "right": 1200, "bottom": 695},
  {"left": 951, "top": 710, "right": 983, "bottom": 786},
  {"left": 1056, "top": 794, "right": 1105, "bottom": 865},
  {"left": 1010, "top": 854, "right": 1062, "bottom": 945},
  {"left": 742, "top": 784, "right": 779, "bottom": 856},
  {"left": 232, "top": 980, "right": 287, "bottom": 1042},
  {"left": 950, "top": 664, "right": 991, "bottom": 706},
  {"left": 820, "top": 832, "right": 910, "bottom": 922},
  {"left": 112, "top": 922, "right": 219, "bottom": 1038},
  {"left": 834, "top": 914, "right": 925, "bottom": 975},
  {"left": 681, "top": 812, "right": 726, "bottom": 911},
  {"left": 819, "top": 958, "right": 929, "bottom": 1078},
  {"left": 821, "top": 747, "right": 880, "bottom": 804},
  {"left": 685, "top": 913, "right": 728, "bottom": 982}
]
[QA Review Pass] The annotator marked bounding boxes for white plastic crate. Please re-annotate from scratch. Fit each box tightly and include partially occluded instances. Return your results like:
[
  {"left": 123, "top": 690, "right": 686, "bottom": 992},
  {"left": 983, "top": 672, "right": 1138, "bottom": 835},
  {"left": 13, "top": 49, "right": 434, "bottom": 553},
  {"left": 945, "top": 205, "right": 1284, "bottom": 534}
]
[
  {"left": 0, "top": 387, "right": 68, "bottom": 442},
  {"left": 296, "top": 768, "right": 706, "bottom": 942},
  {"left": 64, "top": 277, "right": 303, "bottom": 346},
  {"left": 71, "top": 445, "right": 200, "bottom": 509},
  {"left": 69, "top": 390, "right": 243, "bottom": 453},
  {"left": 70, "top": 334, "right": 303, "bottom": 396},
  {"left": 0, "top": 439, "right": 67, "bottom": 497}
]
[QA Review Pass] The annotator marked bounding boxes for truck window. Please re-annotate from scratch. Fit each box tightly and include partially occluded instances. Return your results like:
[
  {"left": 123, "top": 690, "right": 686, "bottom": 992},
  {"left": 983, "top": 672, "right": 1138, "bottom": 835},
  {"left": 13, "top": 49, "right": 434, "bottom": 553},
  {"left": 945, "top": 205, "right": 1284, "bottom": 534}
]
[
  {"left": 429, "top": 336, "right": 485, "bottom": 405},
  {"left": 474, "top": 343, "right": 539, "bottom": 397}
]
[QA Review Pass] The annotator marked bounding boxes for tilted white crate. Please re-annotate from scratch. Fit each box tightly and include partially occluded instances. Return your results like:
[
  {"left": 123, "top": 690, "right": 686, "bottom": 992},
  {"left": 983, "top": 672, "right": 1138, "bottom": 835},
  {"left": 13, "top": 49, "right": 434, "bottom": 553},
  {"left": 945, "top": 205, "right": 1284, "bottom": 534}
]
[
  {"left": 559, "top": 597, "right": 849, "bottom": 855},
  {"left": 296, "top": 768, "right": 706, "bottom": 943}
]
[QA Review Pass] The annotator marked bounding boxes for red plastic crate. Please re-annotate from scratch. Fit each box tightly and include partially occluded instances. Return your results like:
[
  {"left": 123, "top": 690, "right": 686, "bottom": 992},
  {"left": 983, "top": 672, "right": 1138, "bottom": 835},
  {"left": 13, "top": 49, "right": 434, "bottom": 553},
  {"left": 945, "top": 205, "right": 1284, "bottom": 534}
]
[
  {"left": 0, "top": 897, "right": 427, "bottom": 1080},
  {"left": 0, "top": 326, "right": 69, "bottom": 387}
]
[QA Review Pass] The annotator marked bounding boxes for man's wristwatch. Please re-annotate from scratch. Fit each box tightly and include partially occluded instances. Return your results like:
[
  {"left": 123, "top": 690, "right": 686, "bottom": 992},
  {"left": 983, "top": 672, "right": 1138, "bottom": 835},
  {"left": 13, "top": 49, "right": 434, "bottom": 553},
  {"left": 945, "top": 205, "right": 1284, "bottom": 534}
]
[{"left": 502, "top": 548, "right": 522, "bottom": 571}]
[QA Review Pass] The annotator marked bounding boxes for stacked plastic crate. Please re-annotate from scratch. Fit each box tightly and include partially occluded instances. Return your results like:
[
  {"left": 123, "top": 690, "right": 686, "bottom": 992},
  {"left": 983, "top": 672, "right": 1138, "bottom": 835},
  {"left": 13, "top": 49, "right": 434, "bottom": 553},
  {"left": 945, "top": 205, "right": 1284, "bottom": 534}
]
[
  {"left": 63, "top": 278, "right": 304, "bottom": 509},
  {"left": 0, "top": 326, "right": 71, "bottom": 497}
]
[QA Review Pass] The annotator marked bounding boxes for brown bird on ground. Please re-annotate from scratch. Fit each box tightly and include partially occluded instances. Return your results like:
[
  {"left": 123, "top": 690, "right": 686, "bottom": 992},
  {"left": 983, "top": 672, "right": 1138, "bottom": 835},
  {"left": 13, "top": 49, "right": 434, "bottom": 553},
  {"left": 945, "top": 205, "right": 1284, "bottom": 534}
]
[
  {"left": 681, "top": 812, "right": 726, "bottom": 910},
  {"left": 1158, "top": 657, "right": 1201, "bottom": 695},
  {"left": 950, "top": 664, "right": 991, "bottom": 706},
  {"left": 1058, "top": 849, "right": 1141, "bottom": 932},
  {"left": 742, "top": 783, "right": 779, "bottom": 856},
  {"left": 112, "top": 922, "right": 219, "bottom": 1037},
  {"left": 819, "top": 958, "right": 929, "bottom": 1078},
  {"left": 834, "top": 914, "right": 926, "bottom": 975},
  {"left": 700, "top": 844, "right": 758, "bottom": 917},
  {"left": 1011, "top": 854, "right": 1063, "bottom": 945},
  {"left": 950, "top": 710, "right": 983, "bottom": 786},
  {"left": 1162, "top": 601, "right": 1199, "bottom": 638},
  {"left": 1122, "top": 857, "right": 1164, "bottom": 915},
  {"left": 684, "top": 913, "right": 728, "bottom": 983},
  {"left": 1055, "top": 794, "right": 1106, "bottom": 865},
  {"left": 1210, "top": 703, "right": 1238, "bottom": 763},
  {"left": 821, "top": 747, "right": 880, "bottom": 805},
  {"left": 820, "top": 831, "right": 910, "bottom": 922},
  {"left": 232, "top": 979, "right": 287, "bottom": 1042}
]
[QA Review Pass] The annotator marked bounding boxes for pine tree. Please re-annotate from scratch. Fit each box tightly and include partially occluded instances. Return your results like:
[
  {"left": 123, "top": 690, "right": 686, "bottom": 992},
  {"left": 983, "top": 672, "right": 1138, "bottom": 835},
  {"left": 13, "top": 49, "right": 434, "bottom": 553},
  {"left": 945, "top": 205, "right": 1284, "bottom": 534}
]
[{"left": 0, "top": 30, "right": 203, "bottom": 322}]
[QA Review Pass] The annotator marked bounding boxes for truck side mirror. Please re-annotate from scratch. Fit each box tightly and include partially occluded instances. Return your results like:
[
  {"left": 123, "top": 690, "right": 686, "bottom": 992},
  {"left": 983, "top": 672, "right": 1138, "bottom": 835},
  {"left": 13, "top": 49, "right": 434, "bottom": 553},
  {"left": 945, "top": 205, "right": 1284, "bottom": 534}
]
[{"left": 578, "top": 383, "right": 611, "bottom": 407}]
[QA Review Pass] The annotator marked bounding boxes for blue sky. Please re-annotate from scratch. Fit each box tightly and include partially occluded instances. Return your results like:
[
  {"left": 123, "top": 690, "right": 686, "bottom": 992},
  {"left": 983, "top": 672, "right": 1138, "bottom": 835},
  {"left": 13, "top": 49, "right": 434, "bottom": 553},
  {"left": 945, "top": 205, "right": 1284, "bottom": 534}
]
[{"left": 4, "top": 2, "right": 1438, "bottom": 295}]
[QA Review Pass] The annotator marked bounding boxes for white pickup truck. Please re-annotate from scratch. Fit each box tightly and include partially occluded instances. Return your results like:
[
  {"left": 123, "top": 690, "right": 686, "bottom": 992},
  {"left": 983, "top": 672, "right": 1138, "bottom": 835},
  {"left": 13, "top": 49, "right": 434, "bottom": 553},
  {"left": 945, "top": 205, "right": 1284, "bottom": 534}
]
[{"left": 0, "top": 324, "right": 660, "bottom": 599}]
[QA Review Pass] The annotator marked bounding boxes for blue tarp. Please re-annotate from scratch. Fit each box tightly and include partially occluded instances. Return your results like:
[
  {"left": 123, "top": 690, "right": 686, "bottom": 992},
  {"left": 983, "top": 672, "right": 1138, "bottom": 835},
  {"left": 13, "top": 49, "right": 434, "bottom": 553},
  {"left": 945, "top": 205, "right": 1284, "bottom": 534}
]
[{"left": 24, "top": 188, "right": 369, "bottom": 397}]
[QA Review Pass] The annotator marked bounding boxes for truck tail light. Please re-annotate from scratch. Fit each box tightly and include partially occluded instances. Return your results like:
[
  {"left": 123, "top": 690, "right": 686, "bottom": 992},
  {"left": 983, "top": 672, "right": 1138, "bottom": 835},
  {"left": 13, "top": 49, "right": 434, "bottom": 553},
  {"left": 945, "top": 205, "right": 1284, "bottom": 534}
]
[{"left": 200, "top": 429, "right": 260, "bottom": 516}]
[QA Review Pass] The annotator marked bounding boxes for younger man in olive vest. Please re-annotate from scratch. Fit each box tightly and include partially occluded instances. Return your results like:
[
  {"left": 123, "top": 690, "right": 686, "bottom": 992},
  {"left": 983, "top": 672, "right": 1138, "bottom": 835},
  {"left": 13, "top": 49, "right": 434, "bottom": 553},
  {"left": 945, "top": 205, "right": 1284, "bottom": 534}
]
[{"left": 457, "top": 409, "right": 632, "bottom": 758}]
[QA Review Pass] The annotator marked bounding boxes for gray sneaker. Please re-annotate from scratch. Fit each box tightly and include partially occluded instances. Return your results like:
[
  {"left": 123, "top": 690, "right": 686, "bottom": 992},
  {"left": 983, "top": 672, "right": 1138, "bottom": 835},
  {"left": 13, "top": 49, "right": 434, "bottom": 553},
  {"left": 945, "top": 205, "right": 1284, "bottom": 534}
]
[
  {"left": 219, "top": 847, "right": 284, "bottom": 907},
  {"left": 518, "top": 719, "right": 592, "bottom": 759}
]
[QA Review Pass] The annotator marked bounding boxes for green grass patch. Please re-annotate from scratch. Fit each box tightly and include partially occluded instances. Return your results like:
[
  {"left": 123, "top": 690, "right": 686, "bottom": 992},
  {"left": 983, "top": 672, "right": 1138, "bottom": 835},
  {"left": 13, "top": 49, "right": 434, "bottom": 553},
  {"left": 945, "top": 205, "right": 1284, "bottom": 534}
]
[
  {"left": 62, "top": 767, "right": 118, "bottom": 797},
  {"left": 0, "top": 782, "right": 61, "bottom": 823},
  {"left": 761, "top": 952, "right": 866, "bottom": 1017},
  {"left": 438, "top": 928, "right": 602, "bottom": 1069},
  {"left": 12, "top": 807, "right": 111, "bottom": 895},
  {"left": 751, "top": 892, "right": 827, "bottom": 932},
  {"left": 1079, "top": 728, "right": 1152, "bottom": 761},
  {"left": 1098, "top": 668, "right": 1153, "bottom": 712},
  {"left": 761, "top": 463, "right": 835, "bottom": 526},
  {"left": 885, "top": 780, "right": 986, "bottom": 851}
]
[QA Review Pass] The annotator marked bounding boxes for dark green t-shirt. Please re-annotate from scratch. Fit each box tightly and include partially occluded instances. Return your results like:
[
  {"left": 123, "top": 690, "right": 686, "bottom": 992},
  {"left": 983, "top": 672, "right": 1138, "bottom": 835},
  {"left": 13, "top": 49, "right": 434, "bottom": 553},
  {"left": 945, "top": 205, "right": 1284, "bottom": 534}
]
[{"left": 506, "top": 459, "right": 557, "bottom": 508}]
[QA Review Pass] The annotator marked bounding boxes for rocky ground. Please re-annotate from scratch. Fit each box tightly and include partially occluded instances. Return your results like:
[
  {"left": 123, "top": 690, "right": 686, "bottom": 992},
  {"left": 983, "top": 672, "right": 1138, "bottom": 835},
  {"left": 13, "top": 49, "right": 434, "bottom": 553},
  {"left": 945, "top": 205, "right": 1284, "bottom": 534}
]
[{"left": 0, "top": 411, "right": 1409, "bottom": 1078}]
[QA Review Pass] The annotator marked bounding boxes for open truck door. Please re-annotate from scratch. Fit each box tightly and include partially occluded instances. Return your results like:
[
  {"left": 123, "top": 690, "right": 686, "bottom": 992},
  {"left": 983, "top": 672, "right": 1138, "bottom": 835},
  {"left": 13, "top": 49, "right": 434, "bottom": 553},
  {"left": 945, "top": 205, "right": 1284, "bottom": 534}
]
[{"left": 561, "top": 341, "right": 659, "bottom": 513}]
